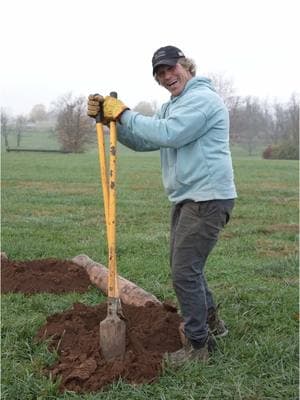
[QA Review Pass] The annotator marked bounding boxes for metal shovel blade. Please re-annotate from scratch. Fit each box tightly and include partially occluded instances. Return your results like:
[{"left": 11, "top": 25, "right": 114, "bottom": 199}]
[{"left": 99, "top": 299, "right": 126, "bottom": 361}]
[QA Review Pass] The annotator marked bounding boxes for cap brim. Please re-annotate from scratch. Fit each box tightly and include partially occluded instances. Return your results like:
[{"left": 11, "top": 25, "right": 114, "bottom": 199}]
[{"left": 152, "top": 58, "right": 178, "bottom": 75}]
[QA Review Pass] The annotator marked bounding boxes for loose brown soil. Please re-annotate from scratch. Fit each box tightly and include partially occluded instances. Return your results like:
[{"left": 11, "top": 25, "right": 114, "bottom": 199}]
[
  {"left": 36, "top": 301, "right": 182, "bottom": 393},
  {"left": 1, "top": 258, "right": 91, "bottom": 294},
  {"left": 2, "top": 256, "right": 183, "bottom": 393}
]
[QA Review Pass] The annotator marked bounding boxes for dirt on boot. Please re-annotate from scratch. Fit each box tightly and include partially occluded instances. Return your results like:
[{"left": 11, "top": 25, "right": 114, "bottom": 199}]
[{"left": 36, "top": 301, "right": 182, "bottom": 393}]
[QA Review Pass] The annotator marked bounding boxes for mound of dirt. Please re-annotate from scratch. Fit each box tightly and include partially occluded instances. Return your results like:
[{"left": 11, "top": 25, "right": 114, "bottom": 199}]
[
  {"left": 2, "top": 254, "right": 183, "bottom": 392},
  {"left": 1, "top": 258, "right": 91, "bottom": 294},
  {"left": 36, "top": 301, "right": 182, "bottom": 393}
]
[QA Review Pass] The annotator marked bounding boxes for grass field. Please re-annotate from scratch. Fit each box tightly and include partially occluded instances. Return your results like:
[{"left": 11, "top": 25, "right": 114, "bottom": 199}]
[{"left": 1, "top": 139, "right": 299, "bottom": 399}]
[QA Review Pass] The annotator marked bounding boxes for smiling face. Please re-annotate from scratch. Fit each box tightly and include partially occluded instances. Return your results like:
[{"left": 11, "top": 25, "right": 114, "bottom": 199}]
[{"left": 156, "top": 63, "right": 193, "bottom": 96}]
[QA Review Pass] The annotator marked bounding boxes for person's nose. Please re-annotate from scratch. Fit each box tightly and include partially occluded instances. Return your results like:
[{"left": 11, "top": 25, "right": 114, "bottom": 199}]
[{"left": 164, "top": 69, "right": 173, "bottom": 81}]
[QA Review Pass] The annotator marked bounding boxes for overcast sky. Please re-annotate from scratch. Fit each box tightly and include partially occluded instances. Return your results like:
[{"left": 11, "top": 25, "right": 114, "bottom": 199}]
[{"left": 1, "top": 0, "right": 299, "bottom": 116}]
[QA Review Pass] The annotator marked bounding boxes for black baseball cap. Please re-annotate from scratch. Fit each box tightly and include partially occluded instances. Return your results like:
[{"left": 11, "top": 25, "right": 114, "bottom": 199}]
[{"left": 152, "top": 46, "right": 185, "bottom": 75}]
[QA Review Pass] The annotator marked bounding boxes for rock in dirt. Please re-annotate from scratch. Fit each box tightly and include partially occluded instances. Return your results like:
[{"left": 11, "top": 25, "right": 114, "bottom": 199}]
[
  {"left": 36, "top": 301, "right": 183, "bottom": 393},
  {"left": 1, "top": 258, "right": 91, "bottom": 294}
]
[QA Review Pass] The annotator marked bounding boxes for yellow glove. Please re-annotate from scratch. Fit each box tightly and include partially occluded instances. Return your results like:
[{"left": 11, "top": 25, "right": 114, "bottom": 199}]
[
  {"left": 87, "top": 94, "right": 104, "bottom": 118},
  {"left": 103, "top": 96, "right": 129, "bottom": 121}
]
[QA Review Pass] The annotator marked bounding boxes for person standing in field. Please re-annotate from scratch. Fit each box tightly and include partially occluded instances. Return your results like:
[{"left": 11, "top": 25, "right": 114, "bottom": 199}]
[{"left": 87, "top": 45, "right": 237, "bottom": 365}]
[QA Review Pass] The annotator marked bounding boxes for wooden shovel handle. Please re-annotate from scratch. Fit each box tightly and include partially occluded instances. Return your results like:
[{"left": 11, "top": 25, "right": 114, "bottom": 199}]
[
  {"left": 95, "top": 92, "right": 119, "bottom": 299},
  {"left": 108, "top": 92, "right": 118, "bottom": 298},
  {"left": 108, "top": 119, "right": 118, "bottom": 297},
  {"left": 96, "top": 121, "right": 109, "bottom": 240}
]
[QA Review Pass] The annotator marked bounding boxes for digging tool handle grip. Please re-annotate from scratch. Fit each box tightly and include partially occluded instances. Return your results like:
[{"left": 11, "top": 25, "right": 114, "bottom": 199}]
[
  {"left": 95, "top": 92, "right": 117, "bottom": 123},
  {"left": 96, "top": 103, "right": 104, "bottom": 124}
]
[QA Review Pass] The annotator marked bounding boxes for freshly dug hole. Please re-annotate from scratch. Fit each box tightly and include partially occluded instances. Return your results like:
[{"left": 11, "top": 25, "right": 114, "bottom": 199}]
[{"left": 36, "top": 301, "right": 182, "bottom": 393}]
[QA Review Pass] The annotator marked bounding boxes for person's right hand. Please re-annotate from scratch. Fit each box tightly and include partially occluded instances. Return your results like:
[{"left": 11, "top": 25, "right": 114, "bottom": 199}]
[{"left": 87, "top": 94, "right": 104, "bottom": 118}]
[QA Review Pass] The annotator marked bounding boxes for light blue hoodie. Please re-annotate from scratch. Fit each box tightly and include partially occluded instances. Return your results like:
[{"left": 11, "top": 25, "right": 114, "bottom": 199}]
[{"left": 117, "top": 76, "right": 237, "bottom": 204}]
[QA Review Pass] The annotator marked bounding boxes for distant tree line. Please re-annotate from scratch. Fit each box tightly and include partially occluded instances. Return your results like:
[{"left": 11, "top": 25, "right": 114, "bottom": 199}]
[
  {"left": 207, "top": 72, "right": 299, "bottom": 159},
  {"left": 1, "top": 75, "right": 299, "bottom": 158},
  {"left": 1, "top": 95, "right": 94, "bottom": 153},
  {"left": 230, "top": 94, "right": 299, "bottom": 159}
]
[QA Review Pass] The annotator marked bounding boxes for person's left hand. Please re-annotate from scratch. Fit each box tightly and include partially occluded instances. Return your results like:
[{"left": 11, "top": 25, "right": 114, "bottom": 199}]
[
  {"left": 87, "top": 94, "right": 104, "bottom": 118},
  {"left": 103, "top": 96, "right": 129, "bottom": 121}
]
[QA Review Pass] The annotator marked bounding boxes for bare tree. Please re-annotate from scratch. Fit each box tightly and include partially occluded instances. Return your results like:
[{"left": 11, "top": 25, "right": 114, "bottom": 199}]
[
  {"left": 273, "top": 102, "right": 289, "bottom": 142},
  {"left": 30, "top": 104, "right": 47, "bottom": 122},
  {"left": 15, "top": 115, "right": 27, "bottom": 147},
  {"left": 1, "top": 108, "right": 10, "bottom": 148},
  {"left": 230, "top": 96, "right": 265, "bottom": 155},
  {"left": 287, "top": 92, "right": 299, "bottom": 145},
  {"left": 53, "top": 93, "right": 94, "bottom": 153},
  {"left": 207, "top": 72, "right": 237, "bottom": 111},
  {"left": 259, "top": 100, "right": 278, "bottom": 145},
  {"left": 267, "top": 94, "right": 299, "bottom": 146}
]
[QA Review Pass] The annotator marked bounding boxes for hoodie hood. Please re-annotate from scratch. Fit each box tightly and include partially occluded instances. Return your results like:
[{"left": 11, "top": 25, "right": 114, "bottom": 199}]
[{"left": 170, "top": 76, "right": 216, "bottom": 101}]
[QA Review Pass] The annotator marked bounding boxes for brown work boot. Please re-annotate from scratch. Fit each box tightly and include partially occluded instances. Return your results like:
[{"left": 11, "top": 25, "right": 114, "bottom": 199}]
[
  {"left": 178, "top": 305, "right": 228, "bottom": 346},
  {"left": 165, "top": 335, "right": 215, "bottom": 366},
  {"left": 207, "top": 305, "right": 228, "bottom": 337}
]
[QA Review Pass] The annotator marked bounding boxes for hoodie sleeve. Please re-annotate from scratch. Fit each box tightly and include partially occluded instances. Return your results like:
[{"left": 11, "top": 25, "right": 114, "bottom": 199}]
[
  {"left": 116, "top": 117, "right": 160, "bottom": 152},
  {"left": 120, "top": 94, "right": 208, "bottom": 149}
]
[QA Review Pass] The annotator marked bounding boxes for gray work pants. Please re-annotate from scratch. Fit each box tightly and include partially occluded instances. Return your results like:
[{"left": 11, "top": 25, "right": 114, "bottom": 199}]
[{"left": 170, "top": 199, "right": 234, "bottom": 347}]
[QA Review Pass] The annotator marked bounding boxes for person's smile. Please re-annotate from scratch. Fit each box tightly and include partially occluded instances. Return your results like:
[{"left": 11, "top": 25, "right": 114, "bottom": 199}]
[{"left": 157, "top": 64, "right": 192, "bottom": 96}]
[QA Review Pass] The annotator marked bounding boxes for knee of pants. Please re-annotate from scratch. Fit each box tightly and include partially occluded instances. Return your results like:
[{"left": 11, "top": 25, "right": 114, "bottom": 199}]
[{"left": 172, "top": 265, "right": 203, "bottom": 290}]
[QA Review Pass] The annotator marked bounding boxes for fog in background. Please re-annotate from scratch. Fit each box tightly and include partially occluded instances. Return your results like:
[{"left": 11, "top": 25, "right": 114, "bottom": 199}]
[{"left": 1, "top": 0, "right": 299, "bottom": 116}]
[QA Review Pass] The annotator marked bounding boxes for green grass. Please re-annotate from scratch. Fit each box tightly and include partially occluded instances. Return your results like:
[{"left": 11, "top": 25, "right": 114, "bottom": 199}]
[{"left": 1, "top": 141, "right": 299, "bottom": 399}]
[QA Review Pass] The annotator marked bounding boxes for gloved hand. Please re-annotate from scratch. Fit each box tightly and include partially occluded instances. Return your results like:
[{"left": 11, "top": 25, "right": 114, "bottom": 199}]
[
  {"left": 103, "top": 96, "right": 129, "bottom": 121},
  {"left": 87, "top": 94, "right": 104, "bottom": 118}
]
